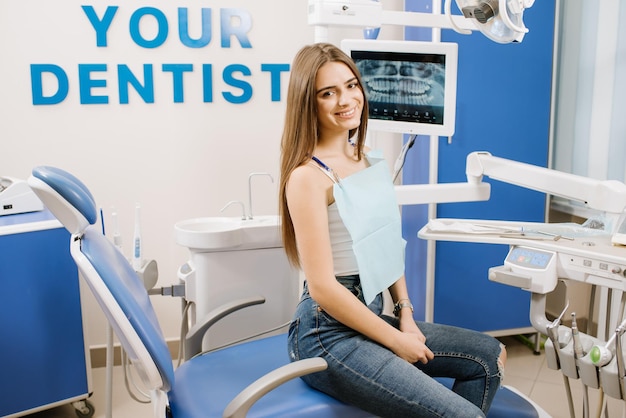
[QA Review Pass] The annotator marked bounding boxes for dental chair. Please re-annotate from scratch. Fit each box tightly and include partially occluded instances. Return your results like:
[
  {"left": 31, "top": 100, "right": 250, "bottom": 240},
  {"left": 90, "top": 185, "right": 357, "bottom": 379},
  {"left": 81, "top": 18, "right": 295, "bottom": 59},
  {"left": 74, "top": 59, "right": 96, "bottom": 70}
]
[{"left": 28, "top": 165, "right": 548, "bottom": 418}]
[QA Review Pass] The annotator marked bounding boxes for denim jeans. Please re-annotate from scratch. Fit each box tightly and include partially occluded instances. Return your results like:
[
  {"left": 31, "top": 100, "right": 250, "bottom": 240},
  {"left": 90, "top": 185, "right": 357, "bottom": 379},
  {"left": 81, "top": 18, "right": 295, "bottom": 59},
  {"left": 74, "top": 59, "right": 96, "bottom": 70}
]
[{"left": 288, "top": 275, "right": 504, "bottom": 418}]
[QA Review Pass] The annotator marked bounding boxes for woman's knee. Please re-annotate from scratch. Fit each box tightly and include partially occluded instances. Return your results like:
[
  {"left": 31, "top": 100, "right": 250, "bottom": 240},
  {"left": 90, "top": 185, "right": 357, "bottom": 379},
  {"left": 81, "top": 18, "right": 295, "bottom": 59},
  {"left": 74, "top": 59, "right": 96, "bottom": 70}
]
[
  {"left": 498, "top": 343, "right": 507, "bottom": 367},
  {"left": 495, "top": 343, "right": 507, "bottom": 387}
]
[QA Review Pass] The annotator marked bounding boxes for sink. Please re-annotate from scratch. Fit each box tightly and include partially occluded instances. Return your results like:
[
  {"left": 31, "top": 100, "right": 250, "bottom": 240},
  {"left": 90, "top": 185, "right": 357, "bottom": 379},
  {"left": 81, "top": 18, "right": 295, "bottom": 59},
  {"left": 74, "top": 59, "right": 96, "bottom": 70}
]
[
  {"left": 174, "top": 213, "right": 298, "bottom": 352},
  {"left": 175, "top": 215, "right": 282, "bottom": 252}
]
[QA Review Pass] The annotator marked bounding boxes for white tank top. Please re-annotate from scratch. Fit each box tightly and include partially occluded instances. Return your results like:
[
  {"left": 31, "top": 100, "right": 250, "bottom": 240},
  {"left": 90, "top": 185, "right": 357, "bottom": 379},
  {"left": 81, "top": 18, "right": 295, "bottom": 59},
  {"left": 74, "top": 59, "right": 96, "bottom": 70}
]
[
  {"left": 309, "top": 158, "right": 359, "bottom": 276},
  {"left": 327, "top": 202, "right": 359, "bottom": 276}
]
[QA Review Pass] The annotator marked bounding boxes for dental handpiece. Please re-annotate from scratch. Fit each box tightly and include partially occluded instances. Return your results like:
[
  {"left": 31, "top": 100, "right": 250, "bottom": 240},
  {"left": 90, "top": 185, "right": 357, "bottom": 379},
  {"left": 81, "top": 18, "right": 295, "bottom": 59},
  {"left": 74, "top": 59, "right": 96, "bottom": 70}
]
[
  {"left": 571, "top": 313, "right": 584, "bottom": 360},
  {"left": 546, "top": 301, "right": 571, "bottom": 348},
  {"left": 590, "top": 317, "right": 626, "bottom": 367}
]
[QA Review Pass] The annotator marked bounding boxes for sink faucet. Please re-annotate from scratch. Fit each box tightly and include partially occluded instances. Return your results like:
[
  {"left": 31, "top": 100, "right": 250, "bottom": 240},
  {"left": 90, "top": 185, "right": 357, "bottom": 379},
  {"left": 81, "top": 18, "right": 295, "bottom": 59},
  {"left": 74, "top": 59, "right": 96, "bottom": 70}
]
[
  {"left": 248, "top": 172, "right": 274, "bottom": 220},
  {"left": 220, "top": 200, "right": 246, "bottom": 220}
]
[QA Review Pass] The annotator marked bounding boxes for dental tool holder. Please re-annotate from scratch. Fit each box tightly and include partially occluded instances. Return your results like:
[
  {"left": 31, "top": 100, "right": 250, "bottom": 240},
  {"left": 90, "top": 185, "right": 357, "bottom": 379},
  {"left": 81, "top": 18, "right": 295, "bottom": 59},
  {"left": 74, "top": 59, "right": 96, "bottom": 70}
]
[
  {"left": 134, "top": 258, "right": 159, "bottom": 291},
  {"left": 545, "top": 326, "right": 626, "bottom": 400},
  {"left": 545, "top": 329, "right": 596, "bottom": 386}
]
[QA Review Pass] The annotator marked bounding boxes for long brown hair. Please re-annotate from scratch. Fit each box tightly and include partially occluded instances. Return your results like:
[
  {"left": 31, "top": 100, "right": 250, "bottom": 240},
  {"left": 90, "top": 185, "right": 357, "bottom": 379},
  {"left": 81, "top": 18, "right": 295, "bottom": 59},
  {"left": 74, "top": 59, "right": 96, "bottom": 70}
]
[{"left": 279, "top": 43, "right": 369, "bottom": 268}]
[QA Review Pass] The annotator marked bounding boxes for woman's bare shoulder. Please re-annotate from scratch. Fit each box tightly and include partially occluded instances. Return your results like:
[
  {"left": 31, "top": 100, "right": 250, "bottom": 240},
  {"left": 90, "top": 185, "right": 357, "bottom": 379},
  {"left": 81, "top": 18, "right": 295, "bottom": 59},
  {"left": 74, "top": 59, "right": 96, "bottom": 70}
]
[
  {"left": 288, "top": 161, "right": 323, "bottom": 187},
  {"left": 287, "top": 162, "right": 331, "bottom": 203}
]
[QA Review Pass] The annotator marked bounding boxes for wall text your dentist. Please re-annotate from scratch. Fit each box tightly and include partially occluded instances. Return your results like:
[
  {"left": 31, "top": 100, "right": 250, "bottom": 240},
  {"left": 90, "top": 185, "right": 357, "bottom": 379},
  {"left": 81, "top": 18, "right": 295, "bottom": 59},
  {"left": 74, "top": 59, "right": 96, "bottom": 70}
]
[{"left": 30, "top": 6, "right": 291, "bottom": 106}]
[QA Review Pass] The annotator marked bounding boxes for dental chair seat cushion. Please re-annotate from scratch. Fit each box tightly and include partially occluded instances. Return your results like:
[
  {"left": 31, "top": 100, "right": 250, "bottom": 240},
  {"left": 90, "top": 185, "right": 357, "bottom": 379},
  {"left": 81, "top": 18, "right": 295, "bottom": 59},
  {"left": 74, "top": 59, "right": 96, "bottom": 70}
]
[
  {"left": 437, "top": 378, "right": 539, "bottom": 418},
  {"left": 170, "top": 334, "right": 538, "bottom": 418},
  {"left": 487, "top": 388, "right": 540, "bottom": 418},
  {"left": 169, "top": 333, "right": 373, "bottom": 417}
]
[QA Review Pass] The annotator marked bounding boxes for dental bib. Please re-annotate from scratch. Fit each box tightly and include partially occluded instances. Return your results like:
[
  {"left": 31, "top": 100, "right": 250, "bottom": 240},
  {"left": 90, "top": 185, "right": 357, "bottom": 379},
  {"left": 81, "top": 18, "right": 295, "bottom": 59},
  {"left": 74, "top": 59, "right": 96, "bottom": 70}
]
[{"left": 328, "top": 150, "right": 406, "bottom": 304}]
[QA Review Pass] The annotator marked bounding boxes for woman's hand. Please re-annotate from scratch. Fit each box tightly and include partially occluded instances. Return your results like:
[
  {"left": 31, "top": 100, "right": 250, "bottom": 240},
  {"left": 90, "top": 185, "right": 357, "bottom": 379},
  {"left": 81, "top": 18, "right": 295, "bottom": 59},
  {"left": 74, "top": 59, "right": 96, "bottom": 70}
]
[
  {"left": 391, "top": 315, "right": 433, "bottom": 364},
  {"left": 399, "top": 315, "right": 426, "bottom": 342}
]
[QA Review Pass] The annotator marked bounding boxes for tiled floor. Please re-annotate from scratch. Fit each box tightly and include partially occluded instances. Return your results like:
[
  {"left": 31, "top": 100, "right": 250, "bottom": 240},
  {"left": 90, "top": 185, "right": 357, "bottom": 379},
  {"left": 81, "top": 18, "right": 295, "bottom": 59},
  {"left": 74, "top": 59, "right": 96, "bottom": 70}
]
[{"left": 21, "top": 335, "right": 626, "bottom": 418}]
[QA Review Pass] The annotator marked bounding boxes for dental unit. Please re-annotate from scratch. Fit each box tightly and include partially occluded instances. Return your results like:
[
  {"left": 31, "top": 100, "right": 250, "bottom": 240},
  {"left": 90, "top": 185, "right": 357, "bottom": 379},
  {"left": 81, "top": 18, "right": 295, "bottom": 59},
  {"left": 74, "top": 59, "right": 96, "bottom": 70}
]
[{"left": 415, "top": 151, "right": 626, "bottom": 417}]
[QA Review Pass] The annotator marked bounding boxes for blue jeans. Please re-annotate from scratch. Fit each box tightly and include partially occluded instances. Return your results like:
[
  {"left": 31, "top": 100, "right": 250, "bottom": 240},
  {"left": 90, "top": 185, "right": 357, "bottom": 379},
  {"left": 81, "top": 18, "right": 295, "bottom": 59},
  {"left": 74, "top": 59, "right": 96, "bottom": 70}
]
[{"left": 288, "top": 275, "right": 503, "bottom": 418}]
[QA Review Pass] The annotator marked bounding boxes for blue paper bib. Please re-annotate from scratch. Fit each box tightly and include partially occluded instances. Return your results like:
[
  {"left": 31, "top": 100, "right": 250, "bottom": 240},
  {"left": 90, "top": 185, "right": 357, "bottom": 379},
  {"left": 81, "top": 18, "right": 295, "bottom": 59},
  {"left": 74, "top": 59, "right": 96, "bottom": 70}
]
[{"left": 333, "top": 151, "right": 406, "bottom": 304}]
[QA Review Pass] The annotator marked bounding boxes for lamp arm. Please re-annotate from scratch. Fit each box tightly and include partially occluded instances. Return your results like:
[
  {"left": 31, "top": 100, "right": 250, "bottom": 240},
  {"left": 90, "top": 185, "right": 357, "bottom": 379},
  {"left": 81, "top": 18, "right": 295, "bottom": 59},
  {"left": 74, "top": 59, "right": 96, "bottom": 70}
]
[
  {"left": 466, "top": 151, "right": 626, "bottom": 215},
  {"left": 308, "top": 0, "right": 475, "bottom": 32},
  {"left": 379, "top": 10, "right": 476, "bottom": 32}
]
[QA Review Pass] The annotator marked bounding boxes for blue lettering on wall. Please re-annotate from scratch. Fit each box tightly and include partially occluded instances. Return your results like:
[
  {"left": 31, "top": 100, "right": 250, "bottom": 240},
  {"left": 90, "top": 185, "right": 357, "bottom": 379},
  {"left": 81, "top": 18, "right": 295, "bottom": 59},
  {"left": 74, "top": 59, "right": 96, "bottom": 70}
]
[
  {"left": 81, "top": 6, "right": 251, "bottom": 49},
  {"left": 31, "top": 63, "right": 290, "bottom": 105},
  {"left": 82, "top": 5, "right": 118, "bottom": 47},
  {"left": 29, "top": 6, "right": 289, "bottom": 106},
  {"left": 31, "top": 64, "right": 69, "bottom": 105},
  {"left": 130, "top": 7, "right": 169, "bottom": 48},
  {"left": 79, "top": 64, "right": 109, "bottom": 104},
  {"left": 179, "top": 8, "right": 212, "bottom": 48},
  {"left": 220, "top": 9, "right": 252, "bottom": 48},
  {"left": 163, "top": 64, "right": 193, "bottom": 103},
  {"left": 261, "top": 64, "right": 290, "bottom": 102},
  {"left": 202, "top": 64, "right": 213, "bottom": 103},
  {"left": 118, "top": 64, "right": 155, "bottom": 104},
  {"left": 222, "top": 64, "right": 252, "bottom": 104}
]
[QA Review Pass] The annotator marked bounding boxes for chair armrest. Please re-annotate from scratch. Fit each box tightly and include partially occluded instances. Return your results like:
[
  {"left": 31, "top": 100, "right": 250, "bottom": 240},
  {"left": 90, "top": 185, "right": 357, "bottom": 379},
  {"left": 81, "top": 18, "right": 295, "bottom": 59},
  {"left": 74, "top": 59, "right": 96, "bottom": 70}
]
[
  {"left": 222, "top": 357, "right": 328, "bottom": 418},
  {"left": 184, "top": 295, "right": 265, "bottom": 360}
]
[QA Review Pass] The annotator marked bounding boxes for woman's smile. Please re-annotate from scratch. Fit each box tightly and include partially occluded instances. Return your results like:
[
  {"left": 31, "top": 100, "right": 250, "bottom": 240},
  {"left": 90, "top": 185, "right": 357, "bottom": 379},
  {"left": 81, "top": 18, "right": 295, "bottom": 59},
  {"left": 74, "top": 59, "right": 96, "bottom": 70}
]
[
  {"left": 336, "top": 106, "right": 357, "bottom": 118},
  {"left": 315, "top": 61, "right": 364, "bottom": 135}
]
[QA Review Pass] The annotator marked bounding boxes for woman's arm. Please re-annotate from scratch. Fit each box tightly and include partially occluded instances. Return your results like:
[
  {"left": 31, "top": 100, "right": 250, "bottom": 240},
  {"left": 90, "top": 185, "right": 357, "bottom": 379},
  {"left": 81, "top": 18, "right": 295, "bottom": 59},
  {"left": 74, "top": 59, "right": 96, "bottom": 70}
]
[
  {"left": 388, "top": 278, "right": 426, "bottom": 342},
  {"left": 286, "top": 165, "right": 433, "bottom": 363}
]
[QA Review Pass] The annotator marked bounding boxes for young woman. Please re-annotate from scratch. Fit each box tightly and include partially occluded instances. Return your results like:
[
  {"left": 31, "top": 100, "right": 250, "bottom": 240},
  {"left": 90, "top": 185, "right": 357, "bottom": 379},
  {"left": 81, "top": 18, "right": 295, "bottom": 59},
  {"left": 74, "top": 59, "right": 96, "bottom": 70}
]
[{"left": 279, "top": 42, "right": 506, "bottom": 418}]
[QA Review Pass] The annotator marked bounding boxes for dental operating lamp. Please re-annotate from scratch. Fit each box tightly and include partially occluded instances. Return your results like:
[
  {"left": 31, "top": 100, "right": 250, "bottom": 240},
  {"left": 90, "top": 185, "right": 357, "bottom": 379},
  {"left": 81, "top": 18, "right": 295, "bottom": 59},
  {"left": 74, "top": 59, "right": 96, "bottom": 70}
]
[{"left": 308, "top": 0, "right": 536, "bottom": 43}]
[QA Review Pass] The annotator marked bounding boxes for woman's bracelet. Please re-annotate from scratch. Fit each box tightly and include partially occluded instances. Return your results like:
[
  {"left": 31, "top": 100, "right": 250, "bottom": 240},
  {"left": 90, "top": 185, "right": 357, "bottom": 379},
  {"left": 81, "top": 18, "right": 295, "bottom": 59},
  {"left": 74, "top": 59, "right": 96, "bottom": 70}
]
[{"left": 393, "top": 299, "right": 414, "bottom": 317}]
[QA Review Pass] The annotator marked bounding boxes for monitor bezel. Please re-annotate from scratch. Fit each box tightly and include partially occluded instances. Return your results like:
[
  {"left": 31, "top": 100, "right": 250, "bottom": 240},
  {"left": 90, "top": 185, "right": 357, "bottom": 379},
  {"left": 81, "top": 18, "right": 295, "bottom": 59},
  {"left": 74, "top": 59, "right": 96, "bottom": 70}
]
[{"left": 341, "top": 39, "right": 458, "bottom": 137}]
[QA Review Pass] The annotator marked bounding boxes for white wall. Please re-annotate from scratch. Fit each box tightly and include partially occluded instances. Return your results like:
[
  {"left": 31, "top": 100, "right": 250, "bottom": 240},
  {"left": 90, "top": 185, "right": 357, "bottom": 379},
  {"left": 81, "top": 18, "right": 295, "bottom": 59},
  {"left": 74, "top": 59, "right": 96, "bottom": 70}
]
[{"left": 0, "top": 0, "right": 402, "bottom": 349}]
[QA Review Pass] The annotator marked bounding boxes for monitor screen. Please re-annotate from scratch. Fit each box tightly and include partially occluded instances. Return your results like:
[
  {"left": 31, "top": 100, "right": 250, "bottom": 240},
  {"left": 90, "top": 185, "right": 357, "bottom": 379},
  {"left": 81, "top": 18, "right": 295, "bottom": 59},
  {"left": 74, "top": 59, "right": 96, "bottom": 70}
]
[{"left": 341, "top": 39, "right": 458, "bottom": 137}]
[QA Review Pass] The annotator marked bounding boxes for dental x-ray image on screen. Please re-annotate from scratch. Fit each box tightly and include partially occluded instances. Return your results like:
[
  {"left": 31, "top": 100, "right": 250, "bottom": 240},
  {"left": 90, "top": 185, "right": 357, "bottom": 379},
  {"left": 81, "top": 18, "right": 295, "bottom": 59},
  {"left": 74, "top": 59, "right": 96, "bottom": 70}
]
[
  {"left": 342, "top": 40, "right": 458, "bottom": 137},
  {"left": 356, "top": 53, "right": 445, "bottom": 121}
]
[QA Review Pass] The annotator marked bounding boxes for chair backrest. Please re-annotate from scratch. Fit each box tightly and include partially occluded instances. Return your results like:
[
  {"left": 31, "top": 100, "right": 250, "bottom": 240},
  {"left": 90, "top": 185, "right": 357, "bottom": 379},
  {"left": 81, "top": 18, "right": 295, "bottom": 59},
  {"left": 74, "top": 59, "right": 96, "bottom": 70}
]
[{"left": 28, "top": 166, "right": 175, "bottom": 393}]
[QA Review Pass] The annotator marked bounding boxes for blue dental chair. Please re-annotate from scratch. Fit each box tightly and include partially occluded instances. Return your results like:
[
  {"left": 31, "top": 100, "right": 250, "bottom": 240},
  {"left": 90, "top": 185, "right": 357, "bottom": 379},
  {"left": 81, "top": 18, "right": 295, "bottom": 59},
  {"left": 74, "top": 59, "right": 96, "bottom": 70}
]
[{"left": 28, "top": 166, "right": 549, "bottom": 418}]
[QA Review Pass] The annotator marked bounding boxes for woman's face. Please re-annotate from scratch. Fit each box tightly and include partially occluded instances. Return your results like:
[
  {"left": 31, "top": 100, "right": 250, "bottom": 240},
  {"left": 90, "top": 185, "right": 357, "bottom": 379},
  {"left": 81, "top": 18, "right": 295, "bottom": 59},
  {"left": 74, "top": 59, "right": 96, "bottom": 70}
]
[{"left": 314, "top": 61, "right": 364, "bottom": 137}]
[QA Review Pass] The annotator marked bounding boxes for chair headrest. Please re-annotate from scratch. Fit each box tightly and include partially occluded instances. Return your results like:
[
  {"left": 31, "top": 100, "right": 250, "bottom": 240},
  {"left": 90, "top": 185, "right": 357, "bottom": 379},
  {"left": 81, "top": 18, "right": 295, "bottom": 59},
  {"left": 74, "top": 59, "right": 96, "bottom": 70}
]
[{"left": 28, "top": 166, "right": 98, "bottom": 235}]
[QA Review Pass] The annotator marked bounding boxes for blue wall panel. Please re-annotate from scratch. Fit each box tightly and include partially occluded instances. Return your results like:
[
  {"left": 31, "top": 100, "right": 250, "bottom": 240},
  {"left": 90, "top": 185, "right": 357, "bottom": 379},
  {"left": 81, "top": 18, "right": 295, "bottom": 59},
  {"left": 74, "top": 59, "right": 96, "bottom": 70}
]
[{"left": 403, "top": 0, "right": 556, "bottom": 331}]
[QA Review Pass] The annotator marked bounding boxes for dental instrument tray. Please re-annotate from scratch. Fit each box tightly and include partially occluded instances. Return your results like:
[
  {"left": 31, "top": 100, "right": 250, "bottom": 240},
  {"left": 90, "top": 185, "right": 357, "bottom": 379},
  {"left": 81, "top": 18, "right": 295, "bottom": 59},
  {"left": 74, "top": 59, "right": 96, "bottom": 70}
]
[
  {"left": 0, "top": 176, "right": 44, "bottom": 216},
  {"left": 419, "top": 218, "right": 626, "bottom": 294},
  {"left": 612, "top": 210, "right": 626, "bottom": 247}
]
